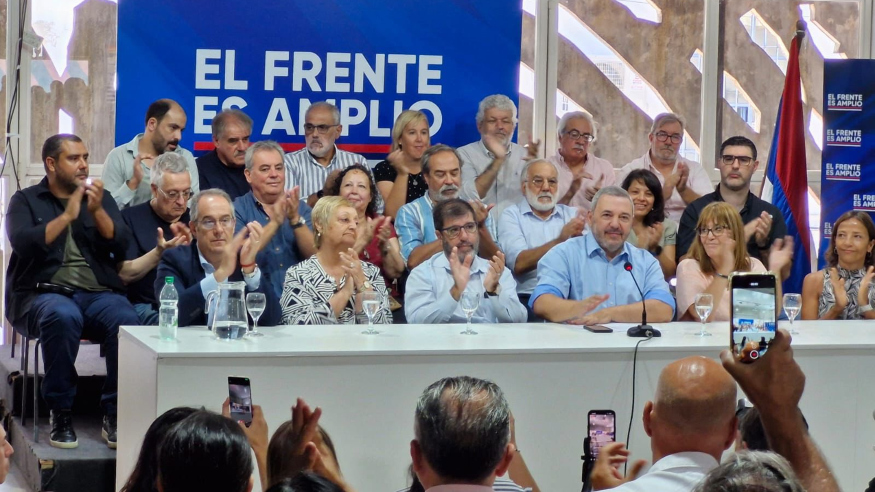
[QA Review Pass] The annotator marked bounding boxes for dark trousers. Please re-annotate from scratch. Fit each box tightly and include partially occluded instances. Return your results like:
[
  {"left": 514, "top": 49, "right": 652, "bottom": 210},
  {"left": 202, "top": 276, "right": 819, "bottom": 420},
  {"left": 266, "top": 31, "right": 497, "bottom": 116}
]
[
  {"left": 27, "top": 291, "right": 139, "bottom": 415},
  {"left": 517, "top": 294, "right": 543, "bottom": 322}
]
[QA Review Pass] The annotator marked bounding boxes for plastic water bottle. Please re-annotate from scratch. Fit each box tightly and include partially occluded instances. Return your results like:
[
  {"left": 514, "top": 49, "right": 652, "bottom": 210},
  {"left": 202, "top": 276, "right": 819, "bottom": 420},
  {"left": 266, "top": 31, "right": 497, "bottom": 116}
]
[{"left": 158, "top": 277, "right": 178, "bottom": 341}]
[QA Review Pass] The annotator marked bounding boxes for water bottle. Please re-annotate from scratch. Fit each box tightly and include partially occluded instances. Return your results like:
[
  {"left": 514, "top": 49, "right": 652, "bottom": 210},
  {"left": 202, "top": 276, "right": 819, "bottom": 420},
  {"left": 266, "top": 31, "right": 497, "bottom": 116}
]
[{"left": 159, "top": 277, "right": 178, "bottom": 341}]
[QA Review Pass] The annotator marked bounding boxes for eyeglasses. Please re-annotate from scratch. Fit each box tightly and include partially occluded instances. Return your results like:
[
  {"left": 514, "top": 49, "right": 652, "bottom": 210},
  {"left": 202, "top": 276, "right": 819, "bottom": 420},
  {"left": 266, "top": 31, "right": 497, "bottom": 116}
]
[
  {"left": 485, "top": 118, "right": 514, "bottom": 126},
  {"left": 721, "top": 155, "right": 754, "bottom": 167},
  {"left": 563, "top": 130, "right": 595, "bottom": 143},
  {"left": 654, "top": 131, "right": 683, "bottom": 144},
  {"left": 303, "top": 123, "right": 339, "bottom": 135},
  {"left": 157, "top": 188, "right": 193, "bottom": 202},
  {"left": 198, "top": 217, "right": 235, "bottom": 230},
  {"left": 697, "top": 225, "right": 729, "bottom": 237},
  {"left": 440, "top": 222, "right": 478, "bottom": 239},
  {"left": 528, "top": 177, "right": 559, "bottom": 188}
]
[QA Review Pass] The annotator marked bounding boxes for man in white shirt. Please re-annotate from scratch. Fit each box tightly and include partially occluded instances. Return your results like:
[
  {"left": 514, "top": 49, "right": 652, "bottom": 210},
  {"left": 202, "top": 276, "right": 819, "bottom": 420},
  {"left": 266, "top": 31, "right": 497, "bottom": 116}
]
[
  {"left": 617, "top": 113, "right": 712, "bottom": 222},
  {"left": 590, "top": 356, "right": 737, "bottom": 492}
]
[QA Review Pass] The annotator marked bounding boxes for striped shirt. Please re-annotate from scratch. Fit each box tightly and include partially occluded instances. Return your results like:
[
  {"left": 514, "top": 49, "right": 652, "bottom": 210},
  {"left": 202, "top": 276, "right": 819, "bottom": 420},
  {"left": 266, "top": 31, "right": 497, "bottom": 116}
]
[{"left": 283, "top": 145, "right": 368, "bottom": 197}]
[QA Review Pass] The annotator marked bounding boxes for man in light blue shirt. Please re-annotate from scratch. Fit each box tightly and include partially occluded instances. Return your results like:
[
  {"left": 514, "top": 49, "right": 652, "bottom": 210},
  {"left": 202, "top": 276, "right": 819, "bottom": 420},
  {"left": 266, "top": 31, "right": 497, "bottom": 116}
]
[
  {"left": 405, "top": 199, "right": 526, "bottom": 325},
  {"left": 499, "top": 159, "right": 587, "bottom": 320},
  {"left": 396, "top": 144, "right": 498, "bottom": 270},
  {"left": 531, "top": 186, "right": 675, "bottom": 324}
]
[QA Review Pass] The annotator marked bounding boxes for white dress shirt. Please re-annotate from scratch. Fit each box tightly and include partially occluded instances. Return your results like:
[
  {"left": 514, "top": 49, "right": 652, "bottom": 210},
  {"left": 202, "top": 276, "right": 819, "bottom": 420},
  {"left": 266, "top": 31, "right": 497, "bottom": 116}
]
[{"left": 607, "top": 451, "right": 718, "bottom": 492}]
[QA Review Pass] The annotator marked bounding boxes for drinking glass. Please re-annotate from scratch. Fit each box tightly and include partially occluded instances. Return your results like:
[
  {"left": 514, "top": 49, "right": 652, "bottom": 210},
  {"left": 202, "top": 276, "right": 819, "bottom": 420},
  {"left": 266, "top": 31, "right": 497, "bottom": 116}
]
[
  {"left": 693, "top": 293, "right": 713, "bottom": 337},
  {"left": 360, "top": 290, "right": 381, "bottom": 335},
  {"left": 459, "top": 289, "right": 480, "bottom": 335},
  {"left": 783, "top": 293, "right": 801, "bottom": 334},
  {"left": 245, "top": 292, "right": 266, "bottom": 337}
]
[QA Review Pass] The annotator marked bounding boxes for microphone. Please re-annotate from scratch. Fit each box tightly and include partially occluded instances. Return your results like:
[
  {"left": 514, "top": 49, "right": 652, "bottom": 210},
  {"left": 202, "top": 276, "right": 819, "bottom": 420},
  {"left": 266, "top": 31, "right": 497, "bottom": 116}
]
[{"left": 624, "top": 261, "right": 661, "bottom": 338}]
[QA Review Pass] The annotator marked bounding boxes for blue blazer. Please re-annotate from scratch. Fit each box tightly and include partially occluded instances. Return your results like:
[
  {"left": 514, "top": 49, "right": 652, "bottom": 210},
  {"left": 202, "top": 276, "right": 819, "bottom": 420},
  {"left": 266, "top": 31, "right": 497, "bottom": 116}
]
[{"left": 155, "top": 241, "right": 281, "bottom": 327}]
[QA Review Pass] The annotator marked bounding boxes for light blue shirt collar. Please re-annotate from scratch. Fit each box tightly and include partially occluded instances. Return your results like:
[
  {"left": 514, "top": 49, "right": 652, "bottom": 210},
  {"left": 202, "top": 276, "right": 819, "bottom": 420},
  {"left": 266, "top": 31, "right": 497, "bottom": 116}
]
[
  {"left": 584, "top": 230, "right": 631, "bottom": 263},
  {"left": 518, "top": 199, "right": 561, "bottom": 220}
]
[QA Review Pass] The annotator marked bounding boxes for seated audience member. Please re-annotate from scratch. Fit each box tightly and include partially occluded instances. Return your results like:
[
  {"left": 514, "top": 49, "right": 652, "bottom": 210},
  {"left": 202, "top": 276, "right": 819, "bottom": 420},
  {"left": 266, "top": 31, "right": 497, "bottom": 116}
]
[
  {"left": 373, "top": 110, "right": 431, "bottom": 218},
  {"left": 156, "top": 189, "right": 281, "bottom": 327},
  {"left": 548, "top": 111, "right": 615, "bottom": 210},
  {"left": 103, "top": 98, "right": 199, "bottom": 209},
  {"left": 158, "top": 411, "right": 254, "bottom": 492},
  {"left": 120, "top": 406, "right": 199, "bottom": 492},
  {"left": 197, "top": 109, "right": 253, "bottom": 200},
  {"left": 6, "top": 134, "right": 138, "bottom": 449},
  {"left": 280, "top": 196, "right": 392, "bottom": 325},
  {"left": 676, "top": 202, "right": 793, "bottom": 321},
  {"left": 590, "top": 356, "right": 737, "bottom": 491},
  {"left": 677, "top": 136, "right": 786, "bottom": 267},
  {"left": 617, "top": 113, "right": 711, "bottom": 222},
  {"left": 693, "top": 451, "right": 804, "bottom": 492},
  {"left": 396, "top": 144, "right": 498, "bottom": 269},
  {"left": 458, "top": 94, "right": 533, "bottom": 218},
  {"left": 498, "top": 159, "right": 586, "bottom": 319},
  {"left": 266, "top": 473, "right": 345, "bottom": 492},
  {"left": 720, "top": 329, "right": 841, "bottom": 492},
  {"left": 122, "top": 153, "right": 193, "bottom": 324},
  {"left": 802, "top": 210, "right": 875, "bottom": 320},
  {"left": 411, "top": 376, "right": 517, "bottom": 491},
  {"left": 234, "top": 141, "right": 316, "bottom": 299},
  {"left": 284, "top": 102, "right": 370, "bottom": 207},
  {"left": 0, "top": 423, "right": 13, "bottom": 484},
  {"left": 325, "top": 165, "right": 406, "bottom": 316},
  {"left": 405, "top": 199, "right": 527, "bottom": 324},
  {"left": 531, "top": 187, "right": 675, "bottom": 324},
  {"left": 621, "top": 169, "right": 677, "bottom": 279}
]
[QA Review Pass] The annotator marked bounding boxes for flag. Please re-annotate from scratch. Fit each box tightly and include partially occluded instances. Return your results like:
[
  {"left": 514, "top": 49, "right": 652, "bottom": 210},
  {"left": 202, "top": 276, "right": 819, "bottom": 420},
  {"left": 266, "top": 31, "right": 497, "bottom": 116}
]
[{"left": 760, "top": 22, "right": 813, "bottom": 295}]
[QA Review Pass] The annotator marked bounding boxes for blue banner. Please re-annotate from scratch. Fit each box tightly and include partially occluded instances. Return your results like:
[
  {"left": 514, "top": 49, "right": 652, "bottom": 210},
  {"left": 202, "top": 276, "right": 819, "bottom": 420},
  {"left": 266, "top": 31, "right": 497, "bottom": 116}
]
[
  {"left": 820, "top": 59, "right": 875, "bottom": 267},
  {"left": 116, "top": 0, "right": 523, "bottom": 157}
]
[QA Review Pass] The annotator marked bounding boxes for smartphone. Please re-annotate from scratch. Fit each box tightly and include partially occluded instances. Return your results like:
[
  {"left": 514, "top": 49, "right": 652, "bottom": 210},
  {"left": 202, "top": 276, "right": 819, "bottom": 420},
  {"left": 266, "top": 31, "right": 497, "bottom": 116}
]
[
  {"left": 587, "top": 410, "right": 616, "bottom": 460},
  {"left": 730, "top": 272, "right": 778, "bottom": 363},
  {"left": 584, "top": 324, "right": 613, "bottom": 333},
  {"left": 228, "top": 376, "right": 253, "bottom": 426},
  {"left": 85, "top": 178, "right": 93, "bottom": 186}
]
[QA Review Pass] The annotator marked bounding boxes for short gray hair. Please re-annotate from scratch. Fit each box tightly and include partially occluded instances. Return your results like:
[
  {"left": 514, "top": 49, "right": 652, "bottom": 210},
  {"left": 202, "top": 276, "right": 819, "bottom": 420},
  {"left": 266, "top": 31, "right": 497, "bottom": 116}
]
[
  {"left": 591, "top": 186, "right": 633, "bottom": 211},
  {"left": 650, "top": 112, "right": 685, "bottom": 135},
  {"left": 212, "top": 109, "right": 253, "bottom": 140},
  {"left": 414, "top": 376, "right": 510, "bottom": 484},
  {"left": 150, "top": 153, "right": 189, "bottom": 189},
  {"left": 244, "top": 140, "right": 285, "bottom": 171},
  {"left": 421, "top": 144, "right": 462, "bottom": 176},
  {"left": 305, "top": 101, "right": 341, "bottom": 125},
  {"left": 190, "top": 188, "right": 234, "bottom": 223},
  {"left": 694, "top": 451, "right": 804, "bottom": 492},
  {"left": 558, "top": 111, "right": 597, "bottom": 141},
  {"left": 520, "top": 158, "right": 558, "bottom": 185},
  {"left": 475, "top": 94, "right": 518, "bottom": 126}
]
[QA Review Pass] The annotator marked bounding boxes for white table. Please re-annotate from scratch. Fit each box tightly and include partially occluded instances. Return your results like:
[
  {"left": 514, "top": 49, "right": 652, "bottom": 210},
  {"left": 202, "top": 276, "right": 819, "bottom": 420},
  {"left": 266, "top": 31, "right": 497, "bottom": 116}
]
[{"left": 117, "top": 321, "right": 875, "bottom": 492}]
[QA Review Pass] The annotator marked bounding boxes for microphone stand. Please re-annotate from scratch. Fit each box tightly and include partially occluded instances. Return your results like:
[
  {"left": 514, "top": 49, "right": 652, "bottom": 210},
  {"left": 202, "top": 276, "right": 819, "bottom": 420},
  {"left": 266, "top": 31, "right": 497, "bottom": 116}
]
[{"left": 624, "top": 261, "right": 661, "bottom": 337}]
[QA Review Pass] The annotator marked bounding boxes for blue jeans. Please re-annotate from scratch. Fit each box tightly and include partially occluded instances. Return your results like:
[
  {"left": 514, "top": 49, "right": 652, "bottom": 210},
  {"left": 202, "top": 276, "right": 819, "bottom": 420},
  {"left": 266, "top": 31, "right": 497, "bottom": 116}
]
[
  {"left": 133, "top": 303, "right": 159, "bottom": 325},
  {"left": 27, "top": 291, "right": 139, "bottom": 414}
]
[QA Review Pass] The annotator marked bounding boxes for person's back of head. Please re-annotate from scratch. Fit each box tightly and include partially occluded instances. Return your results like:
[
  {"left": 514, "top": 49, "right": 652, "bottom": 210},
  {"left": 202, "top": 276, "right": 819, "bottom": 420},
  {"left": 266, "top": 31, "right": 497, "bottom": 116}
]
[
  {"left": 121, "top": 406, "right": 199, "bottom": 492},
  {"left": 411, "top": 376, "right": 514, "bottom": 488},
  {"left": 265, "top": 472, "right": 344, "bottom": 492},
  {"left": 267, "top": 422, "right": 340, "bottom": 488},
  {"left": 694, "top": 451, "right": 804, "bottom": 492},
  {"left": 158, "top": 410, "right": 253, "bottom": 492},
  {"left": 736, "top": 406, "right": 809, "bottom": 453}
]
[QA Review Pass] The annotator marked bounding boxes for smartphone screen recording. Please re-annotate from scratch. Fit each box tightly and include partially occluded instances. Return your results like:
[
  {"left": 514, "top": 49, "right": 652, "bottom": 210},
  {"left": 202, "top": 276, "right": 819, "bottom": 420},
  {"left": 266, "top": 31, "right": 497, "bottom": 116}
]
[
  {"left": 228, "top": 376, "right": 253, "bottom": 426},
  {"left": 587, "top": 410, "right": 616, "bottom": 459},
  {"left": 730, "top": 273, "right": 777, "bottom": 363}
]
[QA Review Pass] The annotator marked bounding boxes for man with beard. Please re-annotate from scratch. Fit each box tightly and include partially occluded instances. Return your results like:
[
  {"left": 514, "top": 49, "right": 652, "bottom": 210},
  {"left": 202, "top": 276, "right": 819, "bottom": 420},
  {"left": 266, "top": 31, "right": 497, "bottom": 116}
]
[
  {"left": 676, "top": 136, "right": 786, "bottom": 266},
  {"left": 617, "top": 113, "right": 712, "bottom": 222},
  {"left": 405, "top": 198, "right": 526, "bottom": 324},
  {"left": 6, "top": 134, "right": 139, "bottom": 449},
  {"left": 459, "top": 94, "right": 532, "bottom": 218},
  {"left": 104, "top": 99, "right": 200, "bottom": 209},
  {"left": 396, "top": 144, "right": 499, "bottom": 270},
  {"left": 197, "top": 109, "right": 254, "bottom": 200},
  {"left": 498, "top": 159, "right": 587, "bottom": 320},
  {"left": 283, "top": 102, "right": 370, "bottom": 207},
  {"left": 531, "top": 186, "right": 675, "bottom": 324},
  {"left": 548, "top": 111, "right": 616, "bottom": 210}
]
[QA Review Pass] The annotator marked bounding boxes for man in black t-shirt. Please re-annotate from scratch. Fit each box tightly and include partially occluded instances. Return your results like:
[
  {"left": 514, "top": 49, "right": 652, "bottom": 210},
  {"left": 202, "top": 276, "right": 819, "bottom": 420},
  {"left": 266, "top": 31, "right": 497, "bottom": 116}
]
[{"left": 196, "top": 109, "right": 253, "bottom": 199}]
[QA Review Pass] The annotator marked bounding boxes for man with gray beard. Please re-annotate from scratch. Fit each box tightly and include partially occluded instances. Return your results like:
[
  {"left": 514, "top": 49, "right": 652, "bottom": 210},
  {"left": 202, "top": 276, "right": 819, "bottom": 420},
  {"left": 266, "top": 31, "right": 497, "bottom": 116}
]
[
  {"left": 396, "top": 144, "right": 500, "bottom": 270},
  {"left": 498, "top": 159, "right": 587, "bottom": 320}
]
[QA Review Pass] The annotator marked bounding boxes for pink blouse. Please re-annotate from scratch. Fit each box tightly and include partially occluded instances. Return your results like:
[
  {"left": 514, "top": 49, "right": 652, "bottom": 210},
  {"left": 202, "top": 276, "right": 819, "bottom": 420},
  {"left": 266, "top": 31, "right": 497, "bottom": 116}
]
[{"left": 676, "top": 257, "right": 766, "bottom": 321}]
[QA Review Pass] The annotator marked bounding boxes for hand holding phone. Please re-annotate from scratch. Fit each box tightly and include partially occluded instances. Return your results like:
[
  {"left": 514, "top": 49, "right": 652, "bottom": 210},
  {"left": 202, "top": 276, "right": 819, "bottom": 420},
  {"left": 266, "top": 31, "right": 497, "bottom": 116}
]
[
  {"left": 228, "top": 376, "right": 253, "bottom": 426},
  {"left": 730, "top": 273, "right": 778, "bottom": 363},
  {"left": 587, "top": 410, "right": 616, "bottom": 460}
]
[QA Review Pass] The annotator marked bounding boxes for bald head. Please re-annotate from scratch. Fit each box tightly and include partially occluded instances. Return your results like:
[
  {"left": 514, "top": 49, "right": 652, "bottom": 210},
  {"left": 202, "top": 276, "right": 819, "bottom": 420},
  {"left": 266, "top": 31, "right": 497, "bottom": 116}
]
[{"left": 653, "top": 357, "right": 737, "bottom": 434}]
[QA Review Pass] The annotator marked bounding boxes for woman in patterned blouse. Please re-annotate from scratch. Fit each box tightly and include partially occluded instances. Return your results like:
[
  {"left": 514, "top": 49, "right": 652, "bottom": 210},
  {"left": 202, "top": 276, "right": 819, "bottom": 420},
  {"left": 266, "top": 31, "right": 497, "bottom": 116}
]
[
  {"left": 802, "top": 210, "right": 875, "bottom": 320},
  {"left": 280, "top": 196, "right": 392, "bottom": 325}
]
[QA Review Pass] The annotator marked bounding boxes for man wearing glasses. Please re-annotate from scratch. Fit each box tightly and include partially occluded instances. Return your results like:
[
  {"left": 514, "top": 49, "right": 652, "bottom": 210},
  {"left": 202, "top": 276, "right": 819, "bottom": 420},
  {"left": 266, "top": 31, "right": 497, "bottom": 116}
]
[
  {"left": 196, "top": 108, "right": 254, "bottom": 200},
  {"left": 547, "top": 111, "right": 616, "bottom": 210},
  {"left": 283, "top": 101, "right": 371, "bottom": 207},
  {"left": 618, "top": 112, "right": 712, "bottom": 222},
  {"left": 122, "top": 153, "right": 194, "bottom": 324},
  {"left": 676, "top": 136, "right": 787, "bottom": 267},
  {"left": 405, "top": 198, "right": 527, "bottom": 324}
]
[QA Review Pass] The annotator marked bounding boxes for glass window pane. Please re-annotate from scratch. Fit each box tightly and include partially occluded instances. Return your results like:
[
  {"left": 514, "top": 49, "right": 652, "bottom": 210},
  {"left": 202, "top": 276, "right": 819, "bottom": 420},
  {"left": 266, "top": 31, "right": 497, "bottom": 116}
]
[{"left": 518, "top": 0, "right": 537, "bottom": 147}]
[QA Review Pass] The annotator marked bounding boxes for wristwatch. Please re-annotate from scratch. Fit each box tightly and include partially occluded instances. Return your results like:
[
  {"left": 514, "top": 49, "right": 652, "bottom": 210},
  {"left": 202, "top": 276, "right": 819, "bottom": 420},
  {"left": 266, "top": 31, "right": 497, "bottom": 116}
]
[
  {"left": 483, "top": 286, "right": 501, "bottom": 298},
  {"left": 357, "top": 280, "right": 373, "bottom": 293},
  {"left": 290, "top": 216, "right": 306, "bottom": 229}
]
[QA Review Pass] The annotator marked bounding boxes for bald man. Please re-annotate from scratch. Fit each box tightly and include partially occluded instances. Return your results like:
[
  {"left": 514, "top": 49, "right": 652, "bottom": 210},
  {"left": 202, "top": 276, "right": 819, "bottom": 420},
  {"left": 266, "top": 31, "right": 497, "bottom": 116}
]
[{"left": 591, "top": 356, "right": 737, "bottom": 491}]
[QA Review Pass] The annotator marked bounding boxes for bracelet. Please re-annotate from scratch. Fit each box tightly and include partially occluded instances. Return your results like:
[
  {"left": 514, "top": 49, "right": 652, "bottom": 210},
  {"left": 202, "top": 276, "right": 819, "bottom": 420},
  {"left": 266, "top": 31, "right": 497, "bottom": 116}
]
[
  {"left": 240, "top": 262, "right": 256, "bottom": 269},
  {"left": 716, "top": 272, "right": 729, "bottom": 279}
]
